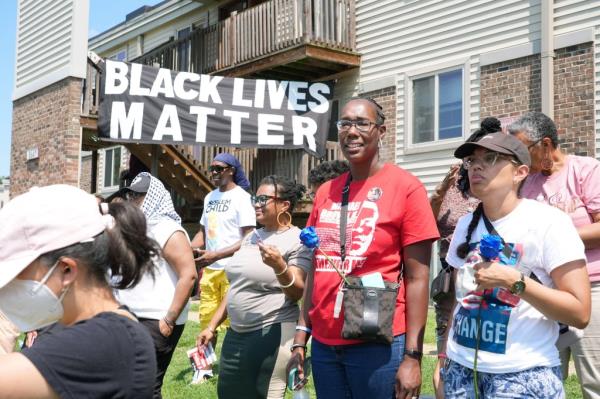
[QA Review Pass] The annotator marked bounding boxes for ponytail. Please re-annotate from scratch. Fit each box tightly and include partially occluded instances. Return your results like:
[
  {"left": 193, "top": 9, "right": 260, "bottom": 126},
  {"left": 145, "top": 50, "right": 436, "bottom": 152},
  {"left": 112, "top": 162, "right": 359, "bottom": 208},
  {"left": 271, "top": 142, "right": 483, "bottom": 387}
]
[
  {"left": 39, "top": 201, "right": 158, "bottom": 289},
  {"left": 106, "top": 201, "right": 158, "bottom": 289},
  {"left": 456, "top": 203, "right": 483, "bottom": 259}
]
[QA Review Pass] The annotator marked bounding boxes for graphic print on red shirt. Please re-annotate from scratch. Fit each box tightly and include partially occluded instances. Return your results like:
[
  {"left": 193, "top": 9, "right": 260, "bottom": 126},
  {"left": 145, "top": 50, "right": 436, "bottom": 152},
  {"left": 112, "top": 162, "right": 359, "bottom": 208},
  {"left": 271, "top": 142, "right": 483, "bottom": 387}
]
[{"left": 307, "top": 164, "right": 439, "bottom": 345}]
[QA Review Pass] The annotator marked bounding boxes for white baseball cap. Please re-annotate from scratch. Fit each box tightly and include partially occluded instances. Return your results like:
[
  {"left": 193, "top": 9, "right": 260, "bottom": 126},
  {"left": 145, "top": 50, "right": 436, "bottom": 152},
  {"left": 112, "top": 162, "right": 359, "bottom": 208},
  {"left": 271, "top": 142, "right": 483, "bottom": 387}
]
[{"left": 0, "top": 185, "right": 108, "bottom": 289}]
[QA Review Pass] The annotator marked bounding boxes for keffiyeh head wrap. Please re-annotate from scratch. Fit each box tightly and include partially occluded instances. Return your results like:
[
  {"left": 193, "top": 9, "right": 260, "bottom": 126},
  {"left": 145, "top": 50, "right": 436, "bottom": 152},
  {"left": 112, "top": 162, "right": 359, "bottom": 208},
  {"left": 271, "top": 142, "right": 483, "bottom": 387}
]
[
  {"left": 135, "top": 172, "right": 182, "bottom": 225},
  {"left": 213, "top": 153, "right": 251, "bottom": 190}
]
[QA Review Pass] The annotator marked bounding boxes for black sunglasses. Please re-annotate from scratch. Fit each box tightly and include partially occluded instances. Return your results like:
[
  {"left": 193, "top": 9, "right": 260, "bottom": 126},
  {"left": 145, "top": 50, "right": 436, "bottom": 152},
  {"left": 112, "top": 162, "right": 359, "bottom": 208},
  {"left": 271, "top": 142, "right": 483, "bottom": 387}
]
[
  {"left": 251, "top": 195, "right": 279, "bottom": 207},
  {"left": 209, "top": 165, "right": 231, "bottom": 173}
]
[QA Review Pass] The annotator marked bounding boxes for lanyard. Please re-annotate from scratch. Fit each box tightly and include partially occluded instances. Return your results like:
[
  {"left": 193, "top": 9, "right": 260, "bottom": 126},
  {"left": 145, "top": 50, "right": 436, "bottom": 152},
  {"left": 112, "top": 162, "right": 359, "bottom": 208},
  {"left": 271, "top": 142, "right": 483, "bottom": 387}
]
[{"left": 339, "top": 173, "right": 353, "bottom": 265}]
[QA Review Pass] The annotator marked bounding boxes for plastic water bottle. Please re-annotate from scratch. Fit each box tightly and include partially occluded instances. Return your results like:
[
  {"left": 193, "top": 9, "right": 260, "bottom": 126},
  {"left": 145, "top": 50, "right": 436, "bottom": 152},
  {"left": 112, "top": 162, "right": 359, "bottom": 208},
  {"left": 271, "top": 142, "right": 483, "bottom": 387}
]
[{"left": 293, "top": 388, "right": 309, "bottom": 399}]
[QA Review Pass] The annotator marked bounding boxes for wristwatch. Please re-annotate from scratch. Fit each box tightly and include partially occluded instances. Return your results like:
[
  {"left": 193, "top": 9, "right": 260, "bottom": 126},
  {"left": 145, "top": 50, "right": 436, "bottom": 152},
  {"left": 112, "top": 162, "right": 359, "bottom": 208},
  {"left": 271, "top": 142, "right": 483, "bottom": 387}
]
[
  {"left": 404, "top": 349, "right": 423, "bottom": 360},
  {"left": 509, "top": 272, "right": 526, "bottom": 295}
]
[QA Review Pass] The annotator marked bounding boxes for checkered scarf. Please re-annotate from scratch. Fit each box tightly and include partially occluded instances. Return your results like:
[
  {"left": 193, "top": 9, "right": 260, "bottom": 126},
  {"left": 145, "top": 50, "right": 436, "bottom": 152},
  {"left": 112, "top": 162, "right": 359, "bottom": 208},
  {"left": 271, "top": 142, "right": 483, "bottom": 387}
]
[{"left": 136, "top": 173, "right": 182, "bottom": 225}]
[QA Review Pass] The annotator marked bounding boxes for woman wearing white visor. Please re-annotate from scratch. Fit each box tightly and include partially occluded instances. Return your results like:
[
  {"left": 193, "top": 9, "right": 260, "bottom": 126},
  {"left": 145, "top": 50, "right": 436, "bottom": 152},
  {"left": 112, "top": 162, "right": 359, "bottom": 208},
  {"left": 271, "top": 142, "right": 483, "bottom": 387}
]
[{"left": 0, "top": 185, "right": 158, "bottom": 398}]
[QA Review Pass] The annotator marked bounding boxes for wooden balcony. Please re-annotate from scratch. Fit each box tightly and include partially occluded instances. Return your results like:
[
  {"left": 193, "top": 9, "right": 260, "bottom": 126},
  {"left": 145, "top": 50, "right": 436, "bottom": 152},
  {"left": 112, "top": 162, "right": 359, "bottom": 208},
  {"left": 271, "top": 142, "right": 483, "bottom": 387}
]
[{"left": 134, "top": 0, "right": 360, "bottom": 81}]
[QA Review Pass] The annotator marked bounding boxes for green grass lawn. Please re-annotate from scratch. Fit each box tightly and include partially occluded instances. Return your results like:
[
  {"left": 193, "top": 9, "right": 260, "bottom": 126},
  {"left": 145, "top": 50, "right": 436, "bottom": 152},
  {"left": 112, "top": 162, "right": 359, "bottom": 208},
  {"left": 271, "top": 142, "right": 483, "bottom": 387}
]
[{"left": 162, "top": 308, "right": 583, "bottom": 398}]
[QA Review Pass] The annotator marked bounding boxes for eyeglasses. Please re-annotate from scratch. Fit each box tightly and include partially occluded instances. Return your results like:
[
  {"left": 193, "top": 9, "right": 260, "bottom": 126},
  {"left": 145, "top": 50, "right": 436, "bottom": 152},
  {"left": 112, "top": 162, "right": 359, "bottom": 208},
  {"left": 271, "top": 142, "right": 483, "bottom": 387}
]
[
  {"left": 307, "top": 191, "right": 316, "bottom": 201},
  {"left": 463, "top": 152, "right": 519, "bottom": 170},
  {"left": 209, "top": 165, "right": 231, "bottom": 173},
  {"left": 527, "top": 138, "right": 543, "bottom": 149},
  {"left": 336, "top": 119, "right": 379, "bottom": 133},
  {"left": 251, "top": 194, "right": 279, "bottom": 207}
]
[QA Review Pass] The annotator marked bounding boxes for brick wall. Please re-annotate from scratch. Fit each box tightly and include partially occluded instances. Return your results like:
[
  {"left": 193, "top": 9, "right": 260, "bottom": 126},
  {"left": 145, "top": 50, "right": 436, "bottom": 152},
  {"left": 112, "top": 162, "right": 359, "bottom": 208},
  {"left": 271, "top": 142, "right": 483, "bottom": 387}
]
[
  {"left": 11, "top": 77, "right": 82, "bottom": 197},
  {"left": 480, "top": 55, "right": 542, "bottom": 118},
  {"left": 480, "top": 42, "right": 594, "bottom": 157},
  {"left": 80, "top": 153, "right": 92, "bottom": 193},
  {"left": 360, "top": 86, "right": 396, "bottom": 163},
  {"left": 553, "top": 43, "right": 595, "bottom": 156}
]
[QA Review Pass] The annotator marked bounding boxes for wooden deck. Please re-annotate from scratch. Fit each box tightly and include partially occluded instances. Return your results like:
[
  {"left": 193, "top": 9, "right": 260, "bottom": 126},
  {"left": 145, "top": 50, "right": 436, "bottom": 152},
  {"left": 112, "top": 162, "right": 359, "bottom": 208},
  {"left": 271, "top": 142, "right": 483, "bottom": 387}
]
[{"left": 134, "top": 0, "right": 359, "bottom": 80}]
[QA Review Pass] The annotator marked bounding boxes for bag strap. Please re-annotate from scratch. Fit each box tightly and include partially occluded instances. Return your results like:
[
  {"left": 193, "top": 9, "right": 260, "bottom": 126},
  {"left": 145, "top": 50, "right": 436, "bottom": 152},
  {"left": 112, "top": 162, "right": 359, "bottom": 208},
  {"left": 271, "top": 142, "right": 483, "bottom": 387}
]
[
  {"left": 480, "top": 211, "right": 513, "bottom": 260},
  {"left": 339, "top": 173, "right": 352, "bottom": 264},
  {"left": 339, "top": 173, "right": 403, "bottom": 284}
]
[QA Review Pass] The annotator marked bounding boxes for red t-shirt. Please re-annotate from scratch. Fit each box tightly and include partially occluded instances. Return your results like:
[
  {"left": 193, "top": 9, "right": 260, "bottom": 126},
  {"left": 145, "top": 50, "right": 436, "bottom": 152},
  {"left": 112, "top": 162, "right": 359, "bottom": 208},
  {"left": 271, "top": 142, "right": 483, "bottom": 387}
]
[{"left": 307, "top": 164, "right": 439, "bottom": 345}]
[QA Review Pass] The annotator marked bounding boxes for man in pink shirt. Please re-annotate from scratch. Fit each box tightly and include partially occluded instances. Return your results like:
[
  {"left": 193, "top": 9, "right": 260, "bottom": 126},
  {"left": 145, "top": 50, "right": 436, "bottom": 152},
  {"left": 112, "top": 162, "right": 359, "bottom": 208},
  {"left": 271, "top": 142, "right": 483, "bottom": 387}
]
[{"left": 510, "top": 111, "right": 600, "bottom": 399}]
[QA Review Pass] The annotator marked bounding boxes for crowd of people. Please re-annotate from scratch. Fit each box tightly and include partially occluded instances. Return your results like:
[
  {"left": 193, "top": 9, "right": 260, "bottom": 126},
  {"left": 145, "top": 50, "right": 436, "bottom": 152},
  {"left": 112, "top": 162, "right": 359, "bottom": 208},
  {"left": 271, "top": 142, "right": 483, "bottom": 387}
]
[{"left": 0, "top": 97, "right": 598, "bottom": 399}]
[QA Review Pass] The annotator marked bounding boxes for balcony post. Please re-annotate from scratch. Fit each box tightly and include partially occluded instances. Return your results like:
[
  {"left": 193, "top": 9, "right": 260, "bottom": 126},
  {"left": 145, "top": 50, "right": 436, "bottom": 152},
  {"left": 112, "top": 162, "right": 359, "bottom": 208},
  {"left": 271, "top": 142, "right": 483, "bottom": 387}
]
[
  {"left": 348, "top": 0, "right": 356, "bottom": 50},
  {"left": 230, "top": 11, "right": 237, "bottom": 66},
  {"left": 303, "top": 0, "right": 312, "bottom": 43}
]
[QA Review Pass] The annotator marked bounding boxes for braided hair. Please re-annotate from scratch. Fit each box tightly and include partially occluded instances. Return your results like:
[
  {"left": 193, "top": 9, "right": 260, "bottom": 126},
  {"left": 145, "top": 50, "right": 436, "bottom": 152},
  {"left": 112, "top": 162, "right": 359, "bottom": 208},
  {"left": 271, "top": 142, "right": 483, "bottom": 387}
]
[{"left": 456, "top": 202, "right": 484, "bottom": 259}]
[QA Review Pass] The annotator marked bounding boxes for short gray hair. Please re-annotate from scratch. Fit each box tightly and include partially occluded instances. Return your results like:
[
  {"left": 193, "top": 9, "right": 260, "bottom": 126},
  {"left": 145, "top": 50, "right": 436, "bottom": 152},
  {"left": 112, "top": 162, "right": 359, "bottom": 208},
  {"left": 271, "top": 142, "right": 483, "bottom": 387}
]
[{"left": 508, "top": 111, "right": 558, "bottom": 147}]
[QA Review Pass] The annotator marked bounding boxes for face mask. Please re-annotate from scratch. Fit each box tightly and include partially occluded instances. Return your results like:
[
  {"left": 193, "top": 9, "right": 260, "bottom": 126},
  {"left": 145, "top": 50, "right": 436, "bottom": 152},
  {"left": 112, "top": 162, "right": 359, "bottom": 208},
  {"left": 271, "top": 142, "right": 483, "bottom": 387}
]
[{"left": 0, "top": 261, "right": 68, "bottom": 332}]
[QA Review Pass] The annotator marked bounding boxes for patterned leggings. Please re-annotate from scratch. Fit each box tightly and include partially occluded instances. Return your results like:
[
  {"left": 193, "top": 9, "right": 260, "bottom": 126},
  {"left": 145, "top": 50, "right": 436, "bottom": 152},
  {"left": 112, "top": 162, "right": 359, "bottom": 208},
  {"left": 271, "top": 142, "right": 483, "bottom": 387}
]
[{"left": 443, "top": 360, "right": 564, "bottom": 399}]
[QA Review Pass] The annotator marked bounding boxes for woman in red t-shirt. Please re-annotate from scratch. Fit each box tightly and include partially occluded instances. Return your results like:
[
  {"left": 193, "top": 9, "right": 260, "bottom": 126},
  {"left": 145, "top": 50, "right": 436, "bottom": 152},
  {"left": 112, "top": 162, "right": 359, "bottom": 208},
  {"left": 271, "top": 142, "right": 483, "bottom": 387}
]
[{"left": 288, "top": 98, "right": 439, "bottom": 399}]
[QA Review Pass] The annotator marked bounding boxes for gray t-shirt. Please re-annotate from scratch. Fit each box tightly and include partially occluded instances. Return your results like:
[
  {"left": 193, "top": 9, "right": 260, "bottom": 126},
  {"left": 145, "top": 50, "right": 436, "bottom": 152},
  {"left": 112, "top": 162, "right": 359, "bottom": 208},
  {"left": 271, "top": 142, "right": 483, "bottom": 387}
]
[{"left": 225, "top": 226, "right": 313, "bottom": 333}]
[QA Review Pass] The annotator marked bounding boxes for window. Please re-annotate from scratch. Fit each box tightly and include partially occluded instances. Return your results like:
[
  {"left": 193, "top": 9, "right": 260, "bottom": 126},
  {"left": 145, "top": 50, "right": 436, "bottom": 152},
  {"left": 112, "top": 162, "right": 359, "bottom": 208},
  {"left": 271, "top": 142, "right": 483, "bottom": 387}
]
[
  {"left": 177, "top": 27, "right": 191, "bottom": 71},
  {"left": 411, "top": 68, "right": 463, "bottom": 144},
  {"left": 110, "top": 50, "right": 127, "bottom": 62},
  {"left": 103, "top": 147, "right": 122, "bottom": 189}
]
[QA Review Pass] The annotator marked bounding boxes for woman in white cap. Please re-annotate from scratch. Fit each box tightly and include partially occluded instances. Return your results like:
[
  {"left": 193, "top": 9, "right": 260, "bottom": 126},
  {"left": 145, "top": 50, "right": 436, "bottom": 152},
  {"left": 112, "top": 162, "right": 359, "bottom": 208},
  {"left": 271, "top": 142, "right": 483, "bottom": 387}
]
[
  {"left": 442, "top": 133, "right": 591, "bottom": 398},
  {"left": 0, "top": 184, "right": 158, "bottom": 398}
]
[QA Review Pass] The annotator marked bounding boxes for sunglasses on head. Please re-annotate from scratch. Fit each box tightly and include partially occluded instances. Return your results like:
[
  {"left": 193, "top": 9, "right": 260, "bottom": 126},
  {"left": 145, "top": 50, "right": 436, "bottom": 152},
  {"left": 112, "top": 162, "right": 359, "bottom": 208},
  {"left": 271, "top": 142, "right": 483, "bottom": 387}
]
[
  {"left": 209, "top": 165, "right": 231, "bottom": 173},
  {"left": 251, "top": 194, "right": 279, "bottom": 207}
]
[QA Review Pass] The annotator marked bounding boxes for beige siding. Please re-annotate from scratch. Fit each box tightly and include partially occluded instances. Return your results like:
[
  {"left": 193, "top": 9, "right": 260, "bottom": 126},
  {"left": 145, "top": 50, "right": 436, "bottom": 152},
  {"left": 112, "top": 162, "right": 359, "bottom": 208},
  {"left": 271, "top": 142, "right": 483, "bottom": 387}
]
[
  {"left": 14, "top": 0, "right": 88, "bottom": 99},
  {"left": 142, "top": 11, "right": 209, "bottom": 53},
  {"left": 357, "top": 0, "right": 541, "bottom": 82},
  {"left": 554, "top": 0, "right": 600, "bottom": 35},
  {"left": 354, "top": 0, "right": 599, "bottom": 190}
]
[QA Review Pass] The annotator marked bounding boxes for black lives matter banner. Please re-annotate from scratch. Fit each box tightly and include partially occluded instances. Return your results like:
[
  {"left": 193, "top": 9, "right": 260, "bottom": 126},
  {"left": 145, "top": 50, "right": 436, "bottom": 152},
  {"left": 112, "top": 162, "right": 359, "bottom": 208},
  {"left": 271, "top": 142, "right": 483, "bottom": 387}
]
[{"left": 97, "top": 60, "right": 334, "bottom": 157}]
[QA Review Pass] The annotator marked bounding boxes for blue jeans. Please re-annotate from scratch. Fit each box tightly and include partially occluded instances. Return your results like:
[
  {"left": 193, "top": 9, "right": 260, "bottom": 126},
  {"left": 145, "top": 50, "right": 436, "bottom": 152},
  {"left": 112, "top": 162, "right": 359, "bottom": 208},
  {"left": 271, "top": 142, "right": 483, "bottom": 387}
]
[{"left": 311, "top": 334, "right": 405, "bottom": 399}]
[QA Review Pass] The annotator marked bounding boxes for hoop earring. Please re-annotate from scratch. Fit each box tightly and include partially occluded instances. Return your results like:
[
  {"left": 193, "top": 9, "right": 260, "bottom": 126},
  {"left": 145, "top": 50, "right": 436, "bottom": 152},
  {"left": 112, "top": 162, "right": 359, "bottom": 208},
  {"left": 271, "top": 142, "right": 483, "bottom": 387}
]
[
  {"left": 541, "top": 146, "right": 553, "bottom": 176},
  {"left": 277, "top": 211, "right": 292, "bottom": 228},
  {"left": 378, "top": 137, "right": 383, "bottom": 148}
]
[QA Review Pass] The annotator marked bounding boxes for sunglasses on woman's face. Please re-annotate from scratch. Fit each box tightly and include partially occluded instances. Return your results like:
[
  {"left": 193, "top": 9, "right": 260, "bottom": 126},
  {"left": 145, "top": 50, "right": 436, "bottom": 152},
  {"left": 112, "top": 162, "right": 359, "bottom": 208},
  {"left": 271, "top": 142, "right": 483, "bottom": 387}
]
[
  {"left": 209, "top": 165, "right": 231, "bottom": 173},
  {"left": 251, "top": 195, "right": 279, "bottom": 207}
]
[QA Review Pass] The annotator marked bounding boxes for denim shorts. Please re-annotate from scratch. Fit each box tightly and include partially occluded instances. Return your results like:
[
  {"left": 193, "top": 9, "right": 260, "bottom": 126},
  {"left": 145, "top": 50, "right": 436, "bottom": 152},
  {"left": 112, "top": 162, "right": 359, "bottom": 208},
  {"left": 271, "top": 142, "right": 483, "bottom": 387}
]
[
  {"left": 311, "top": 334, "right": 405, "bottom": 399},
  {"left": 443, "top": 359, "right": 564, "bottom": 398}
]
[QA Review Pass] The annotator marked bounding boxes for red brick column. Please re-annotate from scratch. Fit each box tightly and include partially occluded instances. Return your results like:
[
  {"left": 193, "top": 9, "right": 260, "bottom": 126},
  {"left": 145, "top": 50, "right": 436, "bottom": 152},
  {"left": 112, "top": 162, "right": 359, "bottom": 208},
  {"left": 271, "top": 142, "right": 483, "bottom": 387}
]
[
  {"left": 553, "top": 43, "right": 595, "bottom": 156},
  {"left": 11, "top": 77, "right": 82, "bottom": 197}
]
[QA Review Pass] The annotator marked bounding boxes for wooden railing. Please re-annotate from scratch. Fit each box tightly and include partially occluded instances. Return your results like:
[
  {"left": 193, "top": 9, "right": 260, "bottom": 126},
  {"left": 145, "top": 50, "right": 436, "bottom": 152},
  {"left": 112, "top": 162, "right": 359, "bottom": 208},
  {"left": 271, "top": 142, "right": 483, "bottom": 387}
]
[
  {"left": 135, "top": 0, "right": 356, "bottom": 74},
  {"left": 82, "top": 57, "right": 102, "bottom": 117},
  {"left": 175, "top": 141, "right": 343, "bottom": 190}
]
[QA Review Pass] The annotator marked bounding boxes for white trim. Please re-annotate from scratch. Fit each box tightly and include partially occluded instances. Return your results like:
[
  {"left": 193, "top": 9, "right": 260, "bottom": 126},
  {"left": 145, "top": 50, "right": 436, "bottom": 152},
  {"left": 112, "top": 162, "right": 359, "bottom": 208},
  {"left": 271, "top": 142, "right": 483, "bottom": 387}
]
[
  {"left": 88, "top": 1, "right": 203, "bottom": 54},
  {"left": 13, "top": 66, "right": 76, "bottom": 100},
  {"left": 358, "top": 76, "right": 396, "bottom": 94},
  {"left": 403, "top": 58, "right": 469, "bottom": 154},
  {"left": 69, "top": 0, "right": 89, "bottom": 79},
  {"left": 480, "top": 28, "right": 595, "bottom": 66},
  {"left": 100, "top": 146, "right": 123, "bottom": 193}
]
